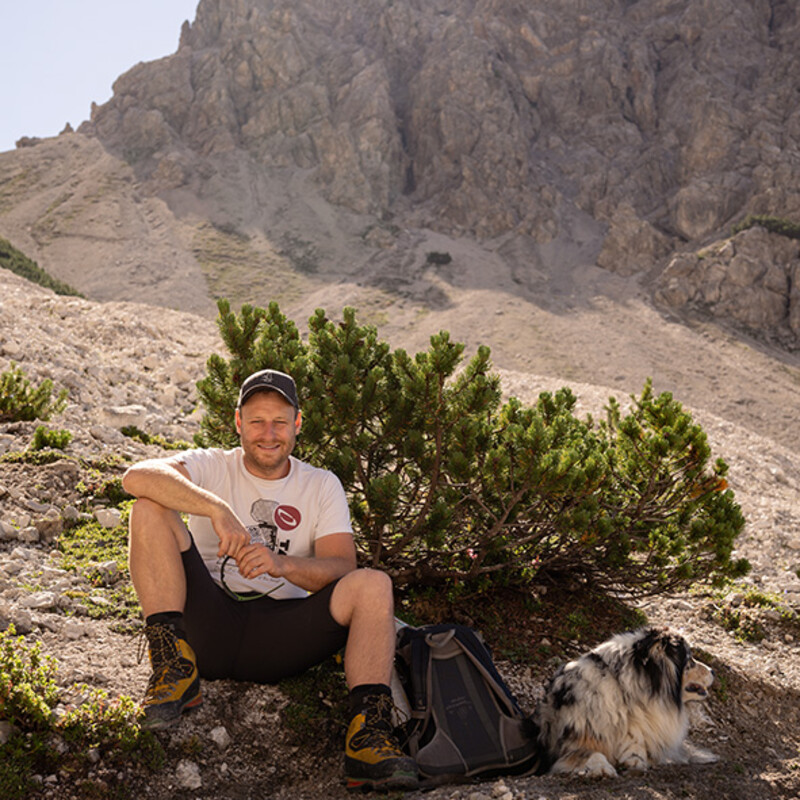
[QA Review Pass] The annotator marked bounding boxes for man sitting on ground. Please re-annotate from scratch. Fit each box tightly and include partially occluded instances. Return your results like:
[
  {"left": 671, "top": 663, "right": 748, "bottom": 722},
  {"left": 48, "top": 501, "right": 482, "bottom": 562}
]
[{"left": 123, "top": 368, "right": 417, "bottom": 791}]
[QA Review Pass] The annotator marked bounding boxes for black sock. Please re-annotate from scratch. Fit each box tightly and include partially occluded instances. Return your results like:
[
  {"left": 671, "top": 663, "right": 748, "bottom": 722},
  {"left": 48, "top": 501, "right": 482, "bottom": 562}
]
[
  {"left": 349, "top": 683, "right": 391, "bottom": 716},
  {"left": 145, "top": 611, "right": 186, "bottom": 639}
]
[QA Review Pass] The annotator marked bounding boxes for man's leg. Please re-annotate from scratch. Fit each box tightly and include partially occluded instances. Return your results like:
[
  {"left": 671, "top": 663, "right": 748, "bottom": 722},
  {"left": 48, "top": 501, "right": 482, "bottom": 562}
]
[
  {"left": 128, "top": 498, "right": 201, "bottom": 729},
  {"left": 329, "top": 568, "right": 395, "bottom": 688},
  {"left": 128, "top": 497, "right": 191, "bottom": 617},
  {"left": 330, "top": 569, "right": 418, "bottom": 791}
]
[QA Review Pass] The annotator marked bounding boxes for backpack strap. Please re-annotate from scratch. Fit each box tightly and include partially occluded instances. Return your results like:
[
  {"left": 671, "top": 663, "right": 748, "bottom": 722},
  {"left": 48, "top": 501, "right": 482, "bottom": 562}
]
[{"left": 408, "top": 630, "right": 432, "bottom": 713}]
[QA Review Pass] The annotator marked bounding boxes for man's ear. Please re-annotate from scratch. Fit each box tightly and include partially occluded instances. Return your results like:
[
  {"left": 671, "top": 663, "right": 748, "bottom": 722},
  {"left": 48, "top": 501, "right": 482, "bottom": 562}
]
[
  {"left": 235, "top": 407, "right": 242, "bottom": 434},
  {"left": 295, "top": 410, "right": 302, "bottom": 435}
]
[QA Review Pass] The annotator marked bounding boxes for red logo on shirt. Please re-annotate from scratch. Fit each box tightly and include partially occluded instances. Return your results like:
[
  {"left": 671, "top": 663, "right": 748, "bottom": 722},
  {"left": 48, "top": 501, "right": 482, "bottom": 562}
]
[{"left": 274, "top": 505, "right": 302, "bottom": 531}]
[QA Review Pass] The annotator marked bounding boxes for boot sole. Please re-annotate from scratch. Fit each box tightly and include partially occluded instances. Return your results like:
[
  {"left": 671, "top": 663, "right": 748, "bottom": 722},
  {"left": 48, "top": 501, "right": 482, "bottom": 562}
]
[
  {"left": 346, "top": 771, "right": 419, "bottom": 792},
  {"left": 141, "top": 690, "right": 203, "bottom": 730}
]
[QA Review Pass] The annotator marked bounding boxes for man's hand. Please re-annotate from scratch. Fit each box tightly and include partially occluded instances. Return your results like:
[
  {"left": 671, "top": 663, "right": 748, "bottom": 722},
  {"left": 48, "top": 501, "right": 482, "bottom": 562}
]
[
  {"left": 210, "top": 506, "right": 252, "bottom": 559},
  {"left": 235, "top": 543, "right": 285, "bottom": 580}
]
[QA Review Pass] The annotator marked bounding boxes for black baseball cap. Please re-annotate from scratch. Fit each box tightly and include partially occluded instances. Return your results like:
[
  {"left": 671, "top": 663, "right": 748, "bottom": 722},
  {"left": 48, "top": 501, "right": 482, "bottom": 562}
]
[{"left": 237, "top": 369, "right": 299, "bottom": 409}]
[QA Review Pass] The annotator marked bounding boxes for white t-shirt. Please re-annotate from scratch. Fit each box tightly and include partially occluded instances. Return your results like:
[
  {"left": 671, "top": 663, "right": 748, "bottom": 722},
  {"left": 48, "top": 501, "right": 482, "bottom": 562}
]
[{"left": 169, "top": 448, "right": 353, "bottom": 599}]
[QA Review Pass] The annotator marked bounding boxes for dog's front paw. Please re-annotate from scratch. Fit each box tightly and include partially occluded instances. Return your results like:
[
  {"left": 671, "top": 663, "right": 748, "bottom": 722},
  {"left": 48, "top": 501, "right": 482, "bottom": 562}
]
[
  {"left": 620, "top": 752, "right": 648, "bottom": 773},
  {"left": 578, "top": 752, "right": 618, "bottom": 778}
]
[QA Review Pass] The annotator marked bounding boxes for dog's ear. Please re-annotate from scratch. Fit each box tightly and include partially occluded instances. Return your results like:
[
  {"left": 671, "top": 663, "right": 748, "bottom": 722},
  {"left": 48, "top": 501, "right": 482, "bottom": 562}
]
[
  {"left": 632, "top": 627, "right": 660, "bottom": 663},
  {"left": 633, "top": 628, "right": 671, "bottom": 696},
  {"left": 663, "top": 633, "right": 690, "bottom": 672},
  {"left": 645, "top": 628, "right": 687, "bottom": 661}
]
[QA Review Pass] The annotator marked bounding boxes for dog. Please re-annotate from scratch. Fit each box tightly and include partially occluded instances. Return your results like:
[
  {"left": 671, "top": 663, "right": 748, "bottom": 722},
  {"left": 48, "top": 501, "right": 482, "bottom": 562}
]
[{"left": 531, "top": 626, "right": 718, "bottom": 777}]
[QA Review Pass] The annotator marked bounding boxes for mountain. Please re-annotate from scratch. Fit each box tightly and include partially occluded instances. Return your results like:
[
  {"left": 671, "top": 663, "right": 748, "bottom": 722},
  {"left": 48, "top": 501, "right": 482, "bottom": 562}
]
[{"left": 1, "top": 0, "right": 799, "bottom": 353}]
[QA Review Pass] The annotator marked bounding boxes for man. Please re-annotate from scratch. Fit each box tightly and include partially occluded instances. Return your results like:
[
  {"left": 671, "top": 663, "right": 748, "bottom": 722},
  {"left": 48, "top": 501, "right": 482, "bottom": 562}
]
[{"left": 123, "top": 368, "right": 417, "bottom": 791}]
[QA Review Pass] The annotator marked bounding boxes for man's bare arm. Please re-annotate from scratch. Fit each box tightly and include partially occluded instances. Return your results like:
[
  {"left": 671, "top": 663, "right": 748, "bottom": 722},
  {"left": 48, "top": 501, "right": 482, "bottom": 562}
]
[
  {"left": 235, "top": 531, "right": 357, "bottom": 593},
  {"left": 122, "top": 459, "right": 250, "bottom": 557}
]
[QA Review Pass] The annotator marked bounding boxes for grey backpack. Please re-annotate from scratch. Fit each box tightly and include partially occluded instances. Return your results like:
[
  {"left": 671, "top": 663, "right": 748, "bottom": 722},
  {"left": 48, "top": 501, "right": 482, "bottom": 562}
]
[{"left": 394, "top": 624, "right": 541, "bottom": 784}]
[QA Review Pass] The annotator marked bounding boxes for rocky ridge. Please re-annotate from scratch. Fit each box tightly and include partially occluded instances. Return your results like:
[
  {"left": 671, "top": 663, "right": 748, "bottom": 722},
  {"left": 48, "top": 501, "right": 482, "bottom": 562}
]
[{"left": 83, "top": 0, "right": 800, "bottom": 243}]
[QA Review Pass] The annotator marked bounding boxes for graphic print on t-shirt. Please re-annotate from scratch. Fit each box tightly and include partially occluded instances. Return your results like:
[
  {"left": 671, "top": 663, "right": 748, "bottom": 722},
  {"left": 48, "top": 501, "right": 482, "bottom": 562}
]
[{"left": 246, "top": 498, "right": 303, "bottom": 555}]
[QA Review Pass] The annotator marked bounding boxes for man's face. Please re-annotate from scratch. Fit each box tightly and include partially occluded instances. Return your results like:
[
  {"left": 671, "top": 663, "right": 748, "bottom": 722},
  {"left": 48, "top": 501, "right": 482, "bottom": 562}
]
[{"left": 236, "top": 391, "right": 301, "bottom": 480}]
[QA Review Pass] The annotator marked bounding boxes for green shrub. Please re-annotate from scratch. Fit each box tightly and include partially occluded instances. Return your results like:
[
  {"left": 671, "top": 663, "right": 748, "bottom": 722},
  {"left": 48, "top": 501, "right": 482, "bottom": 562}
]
[
  {"left": 0, "top": 363, "right": 68, "bottom": 422},
  {"left": 709, "top": 588, "right": 800, "bottom": 644},
  {"left": 0, "top": 236, "right": 83, "bottom": 296},
  {"left": 121, "top": 425, "right": 191, "bottom": 450},
  {"left": 0, "top": 628, "right": 60, "bottom": 799},
  {"left": 0, "top": 449, "right": 65, "bottom": 466},
  {"left": 29, "top": 425, "right": 72, "bottom": 451},
  {"left": 78, "top": 475, "right": 132, "bottom": 506},
  {"left": 196, "top": 300, "right": 749, "bottom": 599},
  {"left": 731, "top": 214, "right": 800, "bottom": 240},
  {"left": 712, "top": 604, "right": 767, "bottom": 643},
  {"left": 0, "top": 627, "right": 60, "bottom": 728}
]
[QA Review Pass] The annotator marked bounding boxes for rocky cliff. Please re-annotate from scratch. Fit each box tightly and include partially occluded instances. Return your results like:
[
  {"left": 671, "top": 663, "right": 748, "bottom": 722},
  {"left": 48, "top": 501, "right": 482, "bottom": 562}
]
[
  {"left": 1, "top": 0, "right": 799, "bottom": 348},
  {"left": 85, "top": 0, "right": 800, "bottom": 240}
]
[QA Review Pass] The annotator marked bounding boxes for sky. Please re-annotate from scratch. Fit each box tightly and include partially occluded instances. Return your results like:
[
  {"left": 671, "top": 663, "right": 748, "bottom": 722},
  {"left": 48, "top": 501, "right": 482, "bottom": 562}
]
[{"left": 0, "top": 0, "right": 201, "bottom": 153}]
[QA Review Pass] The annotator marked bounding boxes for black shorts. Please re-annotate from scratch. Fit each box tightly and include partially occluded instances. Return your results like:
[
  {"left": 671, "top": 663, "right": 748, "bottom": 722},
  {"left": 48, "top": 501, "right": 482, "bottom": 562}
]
[{"left": 181, "top": 538, "right": 348, "bottom": 683}]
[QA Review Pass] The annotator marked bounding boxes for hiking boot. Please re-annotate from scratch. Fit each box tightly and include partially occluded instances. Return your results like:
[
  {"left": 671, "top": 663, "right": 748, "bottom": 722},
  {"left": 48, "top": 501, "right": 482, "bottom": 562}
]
[
  {"left": 140, "top": 622, "right": 202, "bottom": 730},
  {"left": 345, "top": 693, "right": 418, "bottom": 791}
]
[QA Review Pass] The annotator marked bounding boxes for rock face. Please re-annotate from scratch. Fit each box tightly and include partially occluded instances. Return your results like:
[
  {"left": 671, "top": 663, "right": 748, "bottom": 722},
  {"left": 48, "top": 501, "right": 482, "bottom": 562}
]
[
  {"left": 80, "top": 0, "right": 800, "bottom": 245},
  {"left": 656, "top": 226, "right": 800, "bottom": 347}
]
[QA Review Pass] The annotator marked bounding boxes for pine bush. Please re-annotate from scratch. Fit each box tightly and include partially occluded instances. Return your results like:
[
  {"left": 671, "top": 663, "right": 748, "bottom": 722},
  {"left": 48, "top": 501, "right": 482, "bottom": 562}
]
[
  {"left": 196, "top": 300, "right": 749, "bottom": 598},
  {"left": 0, "top": 364, "right": 68, "bottom": 422},
  {"left": 29, "top": 425, "right": 72, "bottom": 451}
]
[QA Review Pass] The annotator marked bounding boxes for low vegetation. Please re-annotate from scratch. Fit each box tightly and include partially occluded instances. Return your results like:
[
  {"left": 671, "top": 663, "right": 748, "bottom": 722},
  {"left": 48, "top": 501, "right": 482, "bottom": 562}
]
[
  {"left": 731, "top": 214, "right": 800, "bottom": 240},
  {"left": 0, "top": 626, "right": 163, "bottom": 800},
  {"left": 191, "top": 222, "right": 310, "bottom": 309},
  {"left": 707, "top": 587, "right": 800, "bottom": 645},
  {"left": 0, "top": 236, "right": 83, "bottom": 297},
  {"left": 120, "top": 425, "right": 191, "bottom": 451},
  {"left": 57, "top": 506, "right": 141, "bottom": 627}
]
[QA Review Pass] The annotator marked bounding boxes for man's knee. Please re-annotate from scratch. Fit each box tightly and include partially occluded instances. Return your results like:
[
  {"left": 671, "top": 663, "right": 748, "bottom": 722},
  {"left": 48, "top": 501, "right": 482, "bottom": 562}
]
[
  {"left": 332, "top": 568, "right": 394, "bottom": 620},
  {"left": 129, "top": 496, "right": 168, "bottom": 517},
  {"left": 129, "top": 497, "right": 163, "bottom": 531},
  {"left": 128, "top": 498, "right": 189, "bottom": 547},
  {"left": 350, "top": 567, "right": 393, "bottom": 597}
]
